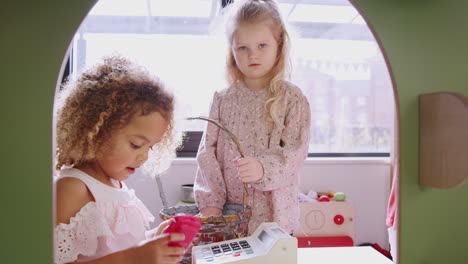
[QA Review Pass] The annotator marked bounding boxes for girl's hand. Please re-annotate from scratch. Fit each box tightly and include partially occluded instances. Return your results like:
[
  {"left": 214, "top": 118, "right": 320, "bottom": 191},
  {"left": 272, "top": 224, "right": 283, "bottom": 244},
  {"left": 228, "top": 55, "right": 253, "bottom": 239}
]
[
  {"left": 133, "top": 233, "right": 185, "bottom": 264},
  {"left": 233, "top": 157, "right": 264, "bottom": 183},
  {"left": 151, "top": 220, "right": 172, "bottom": 237},
  {"left": 197, "top": 207, "right": 222, "bottom": 217}
]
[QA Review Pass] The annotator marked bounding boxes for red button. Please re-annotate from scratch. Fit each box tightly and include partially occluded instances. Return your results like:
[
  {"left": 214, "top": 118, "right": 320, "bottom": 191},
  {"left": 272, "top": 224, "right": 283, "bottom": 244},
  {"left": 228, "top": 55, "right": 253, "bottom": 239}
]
[{"left": 334, "top": 214, "right": 344, "bottom": 225}]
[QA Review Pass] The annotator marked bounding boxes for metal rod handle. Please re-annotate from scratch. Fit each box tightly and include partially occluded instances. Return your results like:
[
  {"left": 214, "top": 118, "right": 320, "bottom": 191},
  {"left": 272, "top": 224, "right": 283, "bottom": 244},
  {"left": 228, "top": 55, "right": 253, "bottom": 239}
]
[{"left": 187, "top": 116, "right": 248, "bottom": 212}]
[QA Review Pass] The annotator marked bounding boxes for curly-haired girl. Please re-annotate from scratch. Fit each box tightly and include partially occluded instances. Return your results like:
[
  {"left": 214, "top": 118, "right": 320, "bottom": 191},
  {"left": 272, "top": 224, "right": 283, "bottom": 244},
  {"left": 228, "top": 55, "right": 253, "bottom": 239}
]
[{"left": 54, "top": 55, "right": 184, "bottom": 264}]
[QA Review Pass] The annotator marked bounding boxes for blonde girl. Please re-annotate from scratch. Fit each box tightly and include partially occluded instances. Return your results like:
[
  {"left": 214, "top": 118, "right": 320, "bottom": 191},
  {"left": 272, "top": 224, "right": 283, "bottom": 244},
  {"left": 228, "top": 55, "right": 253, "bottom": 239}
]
[{"left": 194, "top": 0, "right": 311, "bottom": 235}]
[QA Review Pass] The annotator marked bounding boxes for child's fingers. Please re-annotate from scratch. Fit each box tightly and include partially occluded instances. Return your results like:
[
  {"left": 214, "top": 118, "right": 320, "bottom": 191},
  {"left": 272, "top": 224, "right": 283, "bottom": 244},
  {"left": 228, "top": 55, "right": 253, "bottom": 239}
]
[
  {"left": 239, "top": 172, "right": 254, "bottom": 181},
  {"left": 238, "top": 170, "right": 250, "bottom": 178},
  {"left": 163, "top": 245, "right": 186, "bottom": 256},
  {"left": 238, "top": 165, "right": 251, "bottom": 173},
  {"left": 150, "top": 232, "right": 185, "bottom": 245},
  {"left": 235, "top": 157, "right": 250, "bottom": 166},
  {"left": 151, "top": 245, "right": 184, "bottom": 262},
  {"left": 161, "top": 254, "right": 184, "bottom": 264},
  {"left": 160, "top": 219, "right": 172, "bottom": 229},
  {"left": 237, "top": 160, "right": 257, "bottom": 172},
  {"left": 234, "top": 156, "right": 256, "bottom": 165},
  {"left": 169, "top": 233, "right": 185, "bottom": 241},
  {"left": 232, "top": 156, "right": 241, "bottom": 164},
  {"left": 154, "top": 220, "right": 172, "bottom": 236},
  {"left": 239, "top": 165, "right": 256, "bottom": 176},
  {"left": 200, "top": 207, "right": 223, "bottom": 216}
]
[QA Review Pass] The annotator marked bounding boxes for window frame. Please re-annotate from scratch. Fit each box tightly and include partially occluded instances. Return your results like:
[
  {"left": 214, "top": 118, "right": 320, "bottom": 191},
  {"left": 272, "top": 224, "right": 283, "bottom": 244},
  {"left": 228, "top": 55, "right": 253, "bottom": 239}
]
[{"left": 176, "top": 131, "right": 389, "bottom": 158}]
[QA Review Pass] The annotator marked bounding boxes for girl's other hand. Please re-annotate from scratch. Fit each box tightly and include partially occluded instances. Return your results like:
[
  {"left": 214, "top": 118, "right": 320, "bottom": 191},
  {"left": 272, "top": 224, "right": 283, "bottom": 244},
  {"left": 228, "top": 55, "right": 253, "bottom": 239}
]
[
  {"left": 152, "top": 219, "right": 172, "bottom": 237},
  {"left": 197, "top": 206, "right": 222, "bottom": 217},
  {"left": 133, "top": 233, "right": 185, "bottom": 264},
  {"left": 233, "top": 157, "right": 264, "bottom": 183}
]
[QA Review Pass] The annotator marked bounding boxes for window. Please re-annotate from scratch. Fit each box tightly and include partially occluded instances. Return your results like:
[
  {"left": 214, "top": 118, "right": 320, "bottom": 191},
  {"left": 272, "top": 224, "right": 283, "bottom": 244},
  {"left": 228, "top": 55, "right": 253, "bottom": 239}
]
[{"left": 69, "top": 0, "right": 394, "bottom": 157}]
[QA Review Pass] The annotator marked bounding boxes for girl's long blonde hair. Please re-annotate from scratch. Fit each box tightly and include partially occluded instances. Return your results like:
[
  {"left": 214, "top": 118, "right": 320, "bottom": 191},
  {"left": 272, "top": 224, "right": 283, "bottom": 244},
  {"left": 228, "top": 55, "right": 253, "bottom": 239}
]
[{"left": 224, "top": 0, "right": 291, "bottom": 126}]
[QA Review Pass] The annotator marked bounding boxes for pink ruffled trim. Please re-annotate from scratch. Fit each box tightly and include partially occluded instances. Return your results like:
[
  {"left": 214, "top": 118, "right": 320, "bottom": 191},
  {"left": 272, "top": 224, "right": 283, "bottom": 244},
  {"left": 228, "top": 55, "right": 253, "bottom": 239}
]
[{"left": 54, "top": 201, "right": 154, "bottom": 264}]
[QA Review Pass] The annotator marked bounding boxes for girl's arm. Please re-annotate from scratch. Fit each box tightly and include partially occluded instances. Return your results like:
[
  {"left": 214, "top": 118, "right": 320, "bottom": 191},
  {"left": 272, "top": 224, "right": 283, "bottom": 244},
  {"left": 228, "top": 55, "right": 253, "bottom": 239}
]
[
  {"left": 251, "top": 91, "right": 311, "bottom": 191},
  {"left": 194, "top": 91, "right": 226, "bottom": 212},
  {"left": 61, "top": 233, "right": 185, "bottom": 264},
  {"left": 55, "top": 177, "right": 94, "bottom": 225}
]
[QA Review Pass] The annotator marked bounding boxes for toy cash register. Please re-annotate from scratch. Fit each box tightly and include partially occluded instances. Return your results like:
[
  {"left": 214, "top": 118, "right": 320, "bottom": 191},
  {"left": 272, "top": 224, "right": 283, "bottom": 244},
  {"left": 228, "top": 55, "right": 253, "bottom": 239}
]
[{"left": 192, "top": 222, "right": 297, "bottom": 264}]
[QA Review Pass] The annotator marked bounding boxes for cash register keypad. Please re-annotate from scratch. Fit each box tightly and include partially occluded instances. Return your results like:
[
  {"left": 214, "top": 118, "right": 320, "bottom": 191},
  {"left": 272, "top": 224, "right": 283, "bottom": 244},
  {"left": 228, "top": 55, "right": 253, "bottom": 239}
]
[{"left": 202, "top": 240, "right": 254, "bottom": 262}]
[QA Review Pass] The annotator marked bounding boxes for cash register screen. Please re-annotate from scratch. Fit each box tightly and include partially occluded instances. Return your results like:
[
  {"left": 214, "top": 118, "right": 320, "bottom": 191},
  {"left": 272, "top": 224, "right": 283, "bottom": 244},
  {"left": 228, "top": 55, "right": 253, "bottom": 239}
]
[
  {"left": 271, "top": 227, "right": 284, "bottom": 236},
  {"left": 257, "top": 230, "right": 275, "bottom": 247}
]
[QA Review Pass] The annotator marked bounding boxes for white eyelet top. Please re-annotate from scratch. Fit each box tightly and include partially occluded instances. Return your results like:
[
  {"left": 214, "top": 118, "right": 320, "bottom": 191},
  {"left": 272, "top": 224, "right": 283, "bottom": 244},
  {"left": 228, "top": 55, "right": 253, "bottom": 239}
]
[{"left": 54, "top": 168, "right": 154, "bottom": 264}]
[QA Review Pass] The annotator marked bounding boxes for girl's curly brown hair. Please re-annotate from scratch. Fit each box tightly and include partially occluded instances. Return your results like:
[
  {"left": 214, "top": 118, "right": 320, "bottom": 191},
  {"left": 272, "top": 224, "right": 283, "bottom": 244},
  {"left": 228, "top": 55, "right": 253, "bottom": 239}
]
[{"left": 55, "top": 55, "right": 182, "bottom": 176}]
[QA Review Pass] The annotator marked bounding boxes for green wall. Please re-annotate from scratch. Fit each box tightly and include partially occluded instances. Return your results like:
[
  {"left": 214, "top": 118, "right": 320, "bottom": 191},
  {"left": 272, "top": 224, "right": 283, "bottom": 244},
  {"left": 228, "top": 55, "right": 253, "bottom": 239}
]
[
  {"left": 0, "top": 1, "right": 96, "bottom": 263},
  {"left": 353, "top": 0, "right": 468, "bottom": 263},
  {"left": 0, "top": 0, "right": 466, "bottom": 263}
]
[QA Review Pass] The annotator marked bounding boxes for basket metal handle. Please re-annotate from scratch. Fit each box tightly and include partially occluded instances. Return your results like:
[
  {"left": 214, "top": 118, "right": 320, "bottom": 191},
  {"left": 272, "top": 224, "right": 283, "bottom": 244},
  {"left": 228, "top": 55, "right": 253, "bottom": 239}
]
[{"left": 186, "top": 116, "right": 248, "bottom": 212}]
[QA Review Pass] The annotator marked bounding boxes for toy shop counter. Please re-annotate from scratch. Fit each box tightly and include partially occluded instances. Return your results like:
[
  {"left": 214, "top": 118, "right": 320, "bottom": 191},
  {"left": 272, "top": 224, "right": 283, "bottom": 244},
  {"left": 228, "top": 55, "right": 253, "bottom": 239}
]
[{"left": 298, "top": 246, "right": 393, "bottom": 264}]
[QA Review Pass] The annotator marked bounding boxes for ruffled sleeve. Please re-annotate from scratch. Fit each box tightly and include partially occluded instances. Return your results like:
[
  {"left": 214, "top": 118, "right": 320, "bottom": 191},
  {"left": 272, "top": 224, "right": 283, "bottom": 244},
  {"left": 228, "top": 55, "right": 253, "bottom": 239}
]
[{"left": 54, "top": 200, "right": 154, "bottom": 264}]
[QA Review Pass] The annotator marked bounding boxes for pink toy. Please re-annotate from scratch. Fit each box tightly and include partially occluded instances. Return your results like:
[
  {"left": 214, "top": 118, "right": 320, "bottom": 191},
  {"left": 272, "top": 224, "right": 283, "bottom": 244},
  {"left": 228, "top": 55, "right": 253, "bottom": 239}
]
[{"left": 164, "top": 214, "right": 202, "bottom": 249}]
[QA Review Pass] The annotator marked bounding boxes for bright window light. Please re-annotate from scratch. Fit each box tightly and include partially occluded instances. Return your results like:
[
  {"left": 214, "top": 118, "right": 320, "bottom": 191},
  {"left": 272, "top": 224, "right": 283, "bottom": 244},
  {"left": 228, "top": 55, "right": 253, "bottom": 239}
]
[{"left": 72, "top": 0, "right": 394, "bottom": 155}]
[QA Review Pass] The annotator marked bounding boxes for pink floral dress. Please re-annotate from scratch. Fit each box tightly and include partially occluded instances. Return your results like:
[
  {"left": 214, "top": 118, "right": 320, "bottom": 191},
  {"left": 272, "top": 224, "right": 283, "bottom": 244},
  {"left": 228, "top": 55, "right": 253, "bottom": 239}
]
[
  {"left": 54, "top": 168, "right": 154, "bottom": 264},
  {"left": 194, "top": 81, "right": 311, "bottom": 234}
]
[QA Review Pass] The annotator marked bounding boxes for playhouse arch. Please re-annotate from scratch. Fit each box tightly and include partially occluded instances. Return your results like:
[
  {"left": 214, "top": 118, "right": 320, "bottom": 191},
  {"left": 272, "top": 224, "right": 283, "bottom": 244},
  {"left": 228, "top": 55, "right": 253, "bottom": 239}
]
[{"left": 54, "top": 0, "right": 400, "bottom": 263}]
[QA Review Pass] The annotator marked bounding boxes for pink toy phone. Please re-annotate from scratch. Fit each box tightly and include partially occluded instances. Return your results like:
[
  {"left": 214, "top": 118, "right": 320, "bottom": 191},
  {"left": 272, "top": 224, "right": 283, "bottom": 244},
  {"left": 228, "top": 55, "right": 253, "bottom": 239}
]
[{"left": 164, "top": 214, "right": 202, "bottom": 249}]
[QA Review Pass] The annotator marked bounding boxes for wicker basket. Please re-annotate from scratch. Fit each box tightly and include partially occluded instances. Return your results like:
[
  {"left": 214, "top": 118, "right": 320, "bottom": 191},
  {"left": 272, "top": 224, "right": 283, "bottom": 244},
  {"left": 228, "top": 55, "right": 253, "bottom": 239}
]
[{"left": 160, "top": 204, "right": 252, "bottom": 264}]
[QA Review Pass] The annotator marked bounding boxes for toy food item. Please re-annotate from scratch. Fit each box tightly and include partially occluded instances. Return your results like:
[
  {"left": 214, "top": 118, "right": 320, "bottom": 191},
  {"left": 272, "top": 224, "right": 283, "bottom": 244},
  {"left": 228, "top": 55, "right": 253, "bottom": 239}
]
[
  {"left": 334, "top": 192, "right": 346, "bottom": 201},
  {"left": 318, "top": 195, "right": 331, "bottom": 202},
  {"left": 164, "top": 214, "right": 202, "bottom": 249},
  {"left": 307, "top": 190, "right": 318, "bottom": 200}
]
